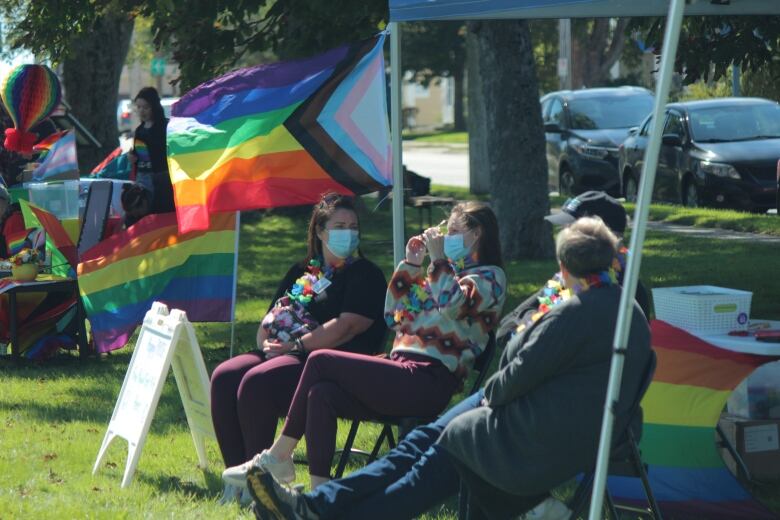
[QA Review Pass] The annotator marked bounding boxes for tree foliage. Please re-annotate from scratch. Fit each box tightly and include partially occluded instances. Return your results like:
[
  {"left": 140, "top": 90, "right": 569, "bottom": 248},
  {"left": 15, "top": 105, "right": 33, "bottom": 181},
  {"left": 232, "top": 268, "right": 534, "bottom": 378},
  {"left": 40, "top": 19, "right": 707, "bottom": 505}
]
[
  {"left": 634, "top": 16, "right": 780, "bottom": 85},
  {"left": 1, "top": 0, "right": 138, "bottom": 59},
  {"left": 145, "top": 0, "right": 387, "bottom": 91}
]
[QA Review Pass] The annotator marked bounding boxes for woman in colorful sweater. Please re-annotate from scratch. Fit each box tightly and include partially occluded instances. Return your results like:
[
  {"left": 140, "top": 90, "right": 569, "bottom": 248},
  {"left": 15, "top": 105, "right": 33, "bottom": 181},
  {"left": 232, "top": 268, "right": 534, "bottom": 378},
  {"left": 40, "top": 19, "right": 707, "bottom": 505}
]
[{"left": 223, "top": 201, "right": 506, "bottom": 491}]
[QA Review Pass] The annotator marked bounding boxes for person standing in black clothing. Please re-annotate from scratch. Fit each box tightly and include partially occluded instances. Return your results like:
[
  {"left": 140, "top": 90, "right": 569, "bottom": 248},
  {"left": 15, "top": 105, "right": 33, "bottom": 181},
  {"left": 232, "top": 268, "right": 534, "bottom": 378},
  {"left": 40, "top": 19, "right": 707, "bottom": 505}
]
[{"left": 128, "top": 87, "right": 174, "bottom": 214}]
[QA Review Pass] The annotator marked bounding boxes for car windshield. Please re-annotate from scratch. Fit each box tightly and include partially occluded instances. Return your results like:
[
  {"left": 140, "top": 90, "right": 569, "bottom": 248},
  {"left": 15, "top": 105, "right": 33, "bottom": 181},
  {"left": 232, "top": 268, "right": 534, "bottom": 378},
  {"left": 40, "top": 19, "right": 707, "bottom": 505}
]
[
  {"left": 689, "top": 103, "right": 780, "bottom": 142},
  {"left": 568, "top": 95, "right": 654, "bottom": 130}
]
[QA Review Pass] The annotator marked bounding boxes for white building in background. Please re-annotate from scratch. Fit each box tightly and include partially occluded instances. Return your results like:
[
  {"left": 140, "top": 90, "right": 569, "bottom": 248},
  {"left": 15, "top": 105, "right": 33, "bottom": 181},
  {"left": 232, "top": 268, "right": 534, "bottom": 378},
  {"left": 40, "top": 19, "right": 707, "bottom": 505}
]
[{"left": 401, "top": 72, "right": 455, "bottom": 131}]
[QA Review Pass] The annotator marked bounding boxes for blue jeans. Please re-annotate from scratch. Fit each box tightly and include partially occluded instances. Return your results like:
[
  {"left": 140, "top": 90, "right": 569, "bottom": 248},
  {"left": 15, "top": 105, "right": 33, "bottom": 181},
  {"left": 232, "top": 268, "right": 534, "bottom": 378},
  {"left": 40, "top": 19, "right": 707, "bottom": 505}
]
[{"left": 306, "top": 390, "right": 484, "bottom": 520}]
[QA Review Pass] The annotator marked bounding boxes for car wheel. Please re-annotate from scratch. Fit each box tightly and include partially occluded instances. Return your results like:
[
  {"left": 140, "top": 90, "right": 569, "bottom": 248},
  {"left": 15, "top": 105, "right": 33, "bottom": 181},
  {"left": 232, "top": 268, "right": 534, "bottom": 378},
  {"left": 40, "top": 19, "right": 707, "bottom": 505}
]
[
  {"left": 683, "top": 180, "right": 700, "bottom": 208},
  {"left": 559, "top": 168, "right": 576, "bottom": 197},
  {"left": 624, "top": 173, "right": 639, "bottom": 203}
]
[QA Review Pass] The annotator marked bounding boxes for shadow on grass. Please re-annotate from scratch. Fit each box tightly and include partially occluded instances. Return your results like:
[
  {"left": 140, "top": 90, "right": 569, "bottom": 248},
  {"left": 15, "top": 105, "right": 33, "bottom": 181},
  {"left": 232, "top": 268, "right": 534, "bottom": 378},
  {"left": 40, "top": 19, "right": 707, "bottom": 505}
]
[{"left": 137, "top": 467, "right": 224, "bottom": 499}]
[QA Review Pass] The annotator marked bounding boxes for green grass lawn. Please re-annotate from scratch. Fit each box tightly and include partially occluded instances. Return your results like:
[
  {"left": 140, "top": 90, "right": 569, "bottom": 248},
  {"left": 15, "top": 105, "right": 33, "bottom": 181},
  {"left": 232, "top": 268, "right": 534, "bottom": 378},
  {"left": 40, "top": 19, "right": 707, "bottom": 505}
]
[
  {"left": 403, "top": 131, "right": 468, "bottom": 144},
  {"left": 623, "top": 202, "right": 780, "bottom": 237},
  {"left": 1, "top": 197, "right": 779, "bottom": 519}
]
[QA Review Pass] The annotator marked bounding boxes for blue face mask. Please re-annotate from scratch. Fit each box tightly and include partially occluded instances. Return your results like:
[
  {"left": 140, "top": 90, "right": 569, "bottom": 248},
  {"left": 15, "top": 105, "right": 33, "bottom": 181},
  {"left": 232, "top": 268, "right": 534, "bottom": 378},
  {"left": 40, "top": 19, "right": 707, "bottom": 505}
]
[
  {"left": 326, "top": 229, "right": 360, "bottom": 258},
  {"left": 444, "top": 233, "right": 470, "bottom": 262}
]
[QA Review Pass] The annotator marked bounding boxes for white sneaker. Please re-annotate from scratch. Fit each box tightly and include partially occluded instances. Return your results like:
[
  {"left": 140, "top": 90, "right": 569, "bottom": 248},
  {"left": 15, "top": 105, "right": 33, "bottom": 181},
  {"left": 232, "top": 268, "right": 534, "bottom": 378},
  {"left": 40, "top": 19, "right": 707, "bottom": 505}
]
[
  {"left": 239, "top": 486, "right": 253, "bottom": 507},
  {"left": 218, "top": 483, "right": 242, "bottom": 505},
  {"left": 222, "top": 450, "right": 296, "bottom": 490},
  {"left": 520, "top": 497, "right": 572, "bottom": 520}
]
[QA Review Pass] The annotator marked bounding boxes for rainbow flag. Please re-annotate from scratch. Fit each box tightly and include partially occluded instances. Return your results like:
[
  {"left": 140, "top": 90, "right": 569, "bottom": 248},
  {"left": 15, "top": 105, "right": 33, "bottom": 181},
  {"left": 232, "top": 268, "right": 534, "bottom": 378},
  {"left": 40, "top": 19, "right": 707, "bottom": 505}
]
[
  {"left": 19, "top": 199, "right": 78, "bottom": 278},
  {"left": 77, "top": 212, "right": 237, "bottom": 353},
  {"left": 609, "top": 320, "right": 778, "bottom": 519},
  {"left": 32, "top": 129, "right": 78, "bottom": 181},
  {"left": 167, "top": 33, "right": 391, "bottom": 234},
  {"left": 32, "top": 130, "right": 69, "bottom": 159},
  {"left": 91, "top": 146, "right": 134, "bottom": 180}
]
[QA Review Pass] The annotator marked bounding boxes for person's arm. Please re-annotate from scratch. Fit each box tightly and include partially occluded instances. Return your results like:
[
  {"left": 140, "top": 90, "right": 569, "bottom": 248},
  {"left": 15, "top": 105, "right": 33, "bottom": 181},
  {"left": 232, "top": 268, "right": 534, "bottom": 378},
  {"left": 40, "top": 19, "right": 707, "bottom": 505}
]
[
  {"left": 495, "top": 287, "right": 546, "bottom": 338},
  {"left": 256, "top": 263, "right": 303, "bottom": 349},
  {"left": 483, "top": 312, "right": 575, "bottom": 407},
  {"left": 384, "top": 260, "right": 426, "bottom": 330},
  {"left": 264, "top": 261, "right": 386, "bottom": 356},
  {"left": 427, "top": 262, "right": 505, "bottom": 322},
  {"left": 299, "top": 261, "right": 386, "bottom": 351}
]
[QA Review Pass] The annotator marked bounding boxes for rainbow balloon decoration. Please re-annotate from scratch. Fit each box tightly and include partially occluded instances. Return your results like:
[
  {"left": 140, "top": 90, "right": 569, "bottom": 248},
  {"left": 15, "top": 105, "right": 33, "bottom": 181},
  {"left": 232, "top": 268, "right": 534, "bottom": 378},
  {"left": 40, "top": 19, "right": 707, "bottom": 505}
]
[
  {"left": 609, "top": 320, "right": 779, "bottom": 519},
  {"left": 0, "top": 64, "right": 62, "bottom": 154}
]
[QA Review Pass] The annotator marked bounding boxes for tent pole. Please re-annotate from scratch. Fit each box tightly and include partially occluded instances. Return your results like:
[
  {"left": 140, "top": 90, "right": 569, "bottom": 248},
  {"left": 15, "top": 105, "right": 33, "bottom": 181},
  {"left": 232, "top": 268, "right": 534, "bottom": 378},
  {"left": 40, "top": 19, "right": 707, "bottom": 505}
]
[
  {"left": 389, "top": 22, "right": 405, "bottom": 266},
  {"left": 229, "top": 211, "right": 240, "bottom": 358},
  {"left": 587, "top": 0, "right": 685, "bottom": 518}
]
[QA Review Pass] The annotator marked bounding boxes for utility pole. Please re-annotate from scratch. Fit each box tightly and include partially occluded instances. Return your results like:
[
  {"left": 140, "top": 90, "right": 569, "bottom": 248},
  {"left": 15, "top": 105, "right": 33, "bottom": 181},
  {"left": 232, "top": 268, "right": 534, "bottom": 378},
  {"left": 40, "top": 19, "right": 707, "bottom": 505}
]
[{"left": 558, "top": 19, "right": 572, "bottom": 90}]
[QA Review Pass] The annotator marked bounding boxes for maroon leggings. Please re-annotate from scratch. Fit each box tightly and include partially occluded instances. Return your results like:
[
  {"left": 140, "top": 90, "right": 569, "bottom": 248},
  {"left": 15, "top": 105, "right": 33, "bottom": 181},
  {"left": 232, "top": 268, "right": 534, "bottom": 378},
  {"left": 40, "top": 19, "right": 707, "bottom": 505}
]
[
  {"left": 210, "top": 352, "right": 305, "bottom": 467},
  {"left": 281, "top": 350, "right": 458, "bottom": 478}
]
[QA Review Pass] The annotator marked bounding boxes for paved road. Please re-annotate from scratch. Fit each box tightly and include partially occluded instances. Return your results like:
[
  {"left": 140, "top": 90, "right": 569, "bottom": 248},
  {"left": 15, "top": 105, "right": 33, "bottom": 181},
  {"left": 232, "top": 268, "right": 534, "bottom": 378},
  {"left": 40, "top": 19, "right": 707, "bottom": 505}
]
[
  {"left": 405, "top": 142, "right": 780, "bottom": 243},
  {"left": 403, "top": 144, "right": 469, "bottom": 188}
]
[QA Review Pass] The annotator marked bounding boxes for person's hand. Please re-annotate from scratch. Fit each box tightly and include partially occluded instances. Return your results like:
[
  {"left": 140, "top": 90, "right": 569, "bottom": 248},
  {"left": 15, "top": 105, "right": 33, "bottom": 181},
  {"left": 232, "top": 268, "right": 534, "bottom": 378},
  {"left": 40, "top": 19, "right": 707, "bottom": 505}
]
[
  {"left": 422, "top": 226, "right": 445, "bottom": 261},
  {"left": 128, "top": 151, "right": 137, "bottom": 165},
  {"left": 405, "top": 235, "right": 426, "bottom": 265},
  {"left": 262, "top": 339, "right": 293, "bottom": 358},
  {"left": 256, "top": 324, "right": 268, "bottom": 350}
]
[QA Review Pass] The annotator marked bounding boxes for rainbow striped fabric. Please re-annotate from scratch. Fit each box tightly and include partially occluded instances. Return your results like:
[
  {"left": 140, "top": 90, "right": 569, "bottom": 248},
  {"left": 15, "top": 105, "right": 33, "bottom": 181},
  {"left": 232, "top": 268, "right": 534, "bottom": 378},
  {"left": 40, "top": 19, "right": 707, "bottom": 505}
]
[
  {"left": 32, "top": 130, "right": 78, "bottom": 181},
  {"left": 609, "top": 320, "right": 778, "bottom": 519},
  {"left": 77, "top": 212, "right": 236, "bottom": 353},
  {"left": 19, "top": 199, "right": 78, "bottom": 278},
  {"left": 91, "top": 146, "right": 134, "bottom": 180},
  {"left": 167, "top": 33, "right": 391, "bottom": 233}
]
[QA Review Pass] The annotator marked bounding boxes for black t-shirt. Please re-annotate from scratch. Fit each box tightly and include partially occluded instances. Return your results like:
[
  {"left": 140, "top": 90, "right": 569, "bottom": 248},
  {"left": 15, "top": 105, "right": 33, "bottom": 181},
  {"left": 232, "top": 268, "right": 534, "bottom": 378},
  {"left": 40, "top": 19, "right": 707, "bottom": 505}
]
[
  {"left": 134, "top": 120, "right": 169, "bottom": 175},
  {"left": 134, "top": 120, "right": 175, "bottom": 213},
  {"left": 269, "top": 258, "right": 388, "bottom": 355}
]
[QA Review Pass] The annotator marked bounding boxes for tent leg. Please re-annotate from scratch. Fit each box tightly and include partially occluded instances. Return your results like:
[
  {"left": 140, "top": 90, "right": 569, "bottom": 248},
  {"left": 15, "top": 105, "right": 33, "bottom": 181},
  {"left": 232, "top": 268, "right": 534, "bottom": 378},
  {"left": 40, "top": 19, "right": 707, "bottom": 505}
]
[
  {"left": 587, "top": 0, "right": 687, "bottom": 518},
  {"left": 389, "top": 23, "right": 405, "bottom": 266}
]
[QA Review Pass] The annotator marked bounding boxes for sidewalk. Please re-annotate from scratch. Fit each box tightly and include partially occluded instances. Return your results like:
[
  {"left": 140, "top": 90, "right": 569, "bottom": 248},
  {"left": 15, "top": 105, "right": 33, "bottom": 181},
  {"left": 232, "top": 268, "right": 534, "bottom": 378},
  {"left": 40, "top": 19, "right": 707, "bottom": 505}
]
[
  {"left": 550, "top": 207, "right": 780, "bottom": 244},
  {"left": 403, "top": 140, "right": 468, "bottom": 152},
  {"left": 640, "top": 221, "right": 780, "bottom": 245}
]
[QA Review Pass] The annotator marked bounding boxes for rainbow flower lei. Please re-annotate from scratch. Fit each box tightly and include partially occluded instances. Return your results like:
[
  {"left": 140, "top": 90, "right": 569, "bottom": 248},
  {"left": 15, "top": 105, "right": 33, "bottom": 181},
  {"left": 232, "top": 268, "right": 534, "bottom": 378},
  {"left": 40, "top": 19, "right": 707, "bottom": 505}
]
[
  {"left": 287, "top": 256, "right": 354, "bottom": 306},
  {"left": 514, "top": 251, "right": 625, "bottom": 336}
]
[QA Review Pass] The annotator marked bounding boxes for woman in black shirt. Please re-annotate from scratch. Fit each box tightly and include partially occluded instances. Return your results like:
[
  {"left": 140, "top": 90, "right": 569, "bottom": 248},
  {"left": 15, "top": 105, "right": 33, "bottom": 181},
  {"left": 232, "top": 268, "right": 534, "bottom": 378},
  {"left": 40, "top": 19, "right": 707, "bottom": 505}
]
[
  {"left": 129, "top": 87, "right": 174, "bottom": 214},
  {"left": 210, "top": 193, "right": 387, "bottom": 503}
]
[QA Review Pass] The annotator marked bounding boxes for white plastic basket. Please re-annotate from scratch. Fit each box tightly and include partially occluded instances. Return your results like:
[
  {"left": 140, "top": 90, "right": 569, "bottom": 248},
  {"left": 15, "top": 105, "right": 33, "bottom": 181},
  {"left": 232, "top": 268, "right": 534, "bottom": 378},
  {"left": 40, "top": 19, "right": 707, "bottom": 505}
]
[{"left": 652, "top": 285, "right": 752, "bottom": 334}]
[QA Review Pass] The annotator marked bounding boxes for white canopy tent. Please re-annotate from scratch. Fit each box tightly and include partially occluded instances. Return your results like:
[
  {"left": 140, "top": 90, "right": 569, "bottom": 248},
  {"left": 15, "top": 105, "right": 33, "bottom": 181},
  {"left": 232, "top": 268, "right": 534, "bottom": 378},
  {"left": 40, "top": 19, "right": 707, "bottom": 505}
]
[{"left": 386, "top": 1, "right": 780, "bottom": 519}]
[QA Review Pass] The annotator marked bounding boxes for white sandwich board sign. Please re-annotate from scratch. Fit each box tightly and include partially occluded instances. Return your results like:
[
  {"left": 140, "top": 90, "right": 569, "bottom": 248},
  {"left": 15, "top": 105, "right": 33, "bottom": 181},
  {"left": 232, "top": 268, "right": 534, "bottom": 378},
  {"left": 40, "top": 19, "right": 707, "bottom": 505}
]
[{"left": 93, "top": 302, "right": 215, "bottom": 487}]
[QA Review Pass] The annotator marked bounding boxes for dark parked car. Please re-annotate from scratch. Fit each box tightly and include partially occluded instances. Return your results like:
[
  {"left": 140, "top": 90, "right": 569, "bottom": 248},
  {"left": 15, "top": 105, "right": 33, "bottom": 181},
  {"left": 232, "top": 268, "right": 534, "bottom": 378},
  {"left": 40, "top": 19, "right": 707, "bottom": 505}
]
[
  {"left": 541, "top": 87, "right": 654, "bottom": 196},
  {"left": 619, "top": 98, "right": 780, "bottom": 212}
]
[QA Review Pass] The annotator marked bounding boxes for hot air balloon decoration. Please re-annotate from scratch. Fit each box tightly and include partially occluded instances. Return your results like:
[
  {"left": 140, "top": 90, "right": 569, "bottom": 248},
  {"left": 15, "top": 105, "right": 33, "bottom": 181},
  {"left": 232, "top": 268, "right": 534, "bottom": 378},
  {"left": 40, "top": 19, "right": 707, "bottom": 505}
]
[{"left": 0, "top": 64, "right": 62, "bottom": 154}]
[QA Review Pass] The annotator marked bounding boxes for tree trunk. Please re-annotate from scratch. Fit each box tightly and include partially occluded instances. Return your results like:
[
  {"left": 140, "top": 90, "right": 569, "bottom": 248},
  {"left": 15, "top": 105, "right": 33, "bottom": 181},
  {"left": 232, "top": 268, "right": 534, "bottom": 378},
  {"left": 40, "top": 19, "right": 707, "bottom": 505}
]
[
  {"left": 452, "top": 68, "right": 466, "bottom": 132},
  {"left": 62, "top": 10, "right": 134, "bottom": 173},
  {"left": 473, "top": 20, "right": 554, "bottom": 260},
  {"left": 574, "top": 18, "right": 630, "bottom": 88},
  {"left": 466, "top": 29, "right": 490, "bottom": 195}
]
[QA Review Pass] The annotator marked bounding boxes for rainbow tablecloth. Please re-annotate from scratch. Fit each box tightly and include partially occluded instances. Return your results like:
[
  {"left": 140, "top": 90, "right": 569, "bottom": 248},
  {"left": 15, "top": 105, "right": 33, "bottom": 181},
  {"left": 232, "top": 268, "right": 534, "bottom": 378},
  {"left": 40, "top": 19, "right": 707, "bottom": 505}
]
[{"left": 609, "top": 320, "right": 779, "bottom": 519}]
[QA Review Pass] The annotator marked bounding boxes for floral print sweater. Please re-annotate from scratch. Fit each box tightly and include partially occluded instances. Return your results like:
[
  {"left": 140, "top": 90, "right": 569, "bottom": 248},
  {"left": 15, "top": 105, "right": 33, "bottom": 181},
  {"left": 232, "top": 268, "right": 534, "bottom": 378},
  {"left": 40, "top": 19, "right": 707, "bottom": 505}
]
[{"left": 384, "top": 259, "right": 506, "bottom": 379}]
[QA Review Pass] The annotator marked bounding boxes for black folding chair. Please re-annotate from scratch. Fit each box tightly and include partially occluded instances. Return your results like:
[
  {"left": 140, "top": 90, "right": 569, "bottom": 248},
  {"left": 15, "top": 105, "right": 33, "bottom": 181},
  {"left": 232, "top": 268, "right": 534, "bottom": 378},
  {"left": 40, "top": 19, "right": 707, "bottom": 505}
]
[
  {"left": 332, "top": 332, "right": 497, "bottom": 478},
  {"left": 567, "top": 351, "right": 662, "bottom": 520},
  {"left": 77, "top": 180, "right": 113, "bottom": 259}
]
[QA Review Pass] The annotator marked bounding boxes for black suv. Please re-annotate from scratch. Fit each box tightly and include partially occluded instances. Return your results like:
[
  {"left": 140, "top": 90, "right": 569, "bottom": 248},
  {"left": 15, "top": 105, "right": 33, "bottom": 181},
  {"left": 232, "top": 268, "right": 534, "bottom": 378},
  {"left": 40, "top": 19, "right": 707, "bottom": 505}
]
[
  {"left": 541, "top": 87, "right": 654, "bottom": 196},
  {"left": 618, "top": 97, "right": 780, "bottom": 212}
]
